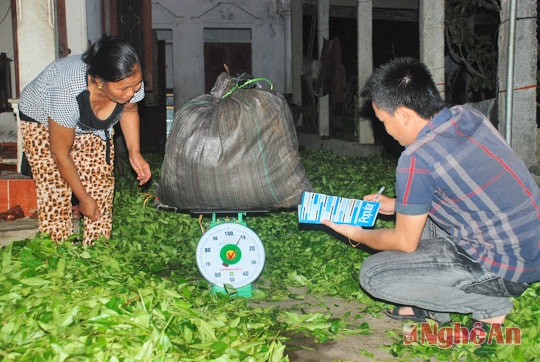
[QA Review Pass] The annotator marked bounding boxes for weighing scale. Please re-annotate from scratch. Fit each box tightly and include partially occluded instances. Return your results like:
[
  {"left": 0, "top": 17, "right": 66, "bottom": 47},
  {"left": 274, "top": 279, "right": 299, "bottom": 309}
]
[{"left": 195, "top": 211, "right": 266, "bottom": 297}]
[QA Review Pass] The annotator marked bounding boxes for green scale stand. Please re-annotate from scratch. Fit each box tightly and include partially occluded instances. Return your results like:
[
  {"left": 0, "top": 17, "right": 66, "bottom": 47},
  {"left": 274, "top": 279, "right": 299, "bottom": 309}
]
[{"left": 195, "top": 212, "right": 265, "bottom": 298}]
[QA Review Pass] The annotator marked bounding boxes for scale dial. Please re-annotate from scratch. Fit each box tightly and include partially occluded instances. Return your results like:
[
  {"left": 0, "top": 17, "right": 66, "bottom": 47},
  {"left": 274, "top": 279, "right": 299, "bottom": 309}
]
[{"left": 196, "top": 222, "right": 265, "bottom": 289}]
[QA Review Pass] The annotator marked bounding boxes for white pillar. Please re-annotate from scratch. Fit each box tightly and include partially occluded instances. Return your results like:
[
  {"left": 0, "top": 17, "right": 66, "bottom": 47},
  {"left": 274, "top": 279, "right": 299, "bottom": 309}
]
[
  {"left": 419, "top": 0, "right": 445, "bottom": 98},
  {"left": 318, "top": 0, "right": 330, "bottom": 138},
  {"left": 498, "top": 0, "right": 537, "bottom": 167},
  {"left": 14, "top": 0, "right": 57, "bottom": 89},
  {"left": 282, "top": 0, "right": 293, "bottom": 96},
  {"left": 12, "top": 0, "right": 58, "bottom": 171},
  {"left": 66, "top": 0, "right": 89, "bottom": 54},
  {"left": 356, "top": 0, "right": 374, "bottom": 144},
  {"left": 290, "top": 0, "right": 303, "bottom": 106}
]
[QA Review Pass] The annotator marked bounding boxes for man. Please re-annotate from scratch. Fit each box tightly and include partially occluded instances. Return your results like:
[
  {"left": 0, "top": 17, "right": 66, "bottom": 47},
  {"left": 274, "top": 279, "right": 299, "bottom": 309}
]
[{"left": 323, "top": 57, "right": 540, "bottom": 327}]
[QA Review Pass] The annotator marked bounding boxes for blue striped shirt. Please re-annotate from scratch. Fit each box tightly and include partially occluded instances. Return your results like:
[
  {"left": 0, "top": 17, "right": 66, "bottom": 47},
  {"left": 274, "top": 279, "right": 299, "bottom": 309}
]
[
  {"left": 395, "top": 105, "right": 540, "bottom": 283},
  {"left": 19, "top": 55, "right": 144, "bottom": 141}
]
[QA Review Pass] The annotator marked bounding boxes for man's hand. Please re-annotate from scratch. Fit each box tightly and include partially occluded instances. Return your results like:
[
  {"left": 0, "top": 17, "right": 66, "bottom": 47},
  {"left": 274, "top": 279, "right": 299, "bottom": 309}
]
[
  {"left": 364, "top": 194, "right": 396, "bottom": 215},
  {"left": 321, "top": 220, "right": 363, "bottom": 243}
]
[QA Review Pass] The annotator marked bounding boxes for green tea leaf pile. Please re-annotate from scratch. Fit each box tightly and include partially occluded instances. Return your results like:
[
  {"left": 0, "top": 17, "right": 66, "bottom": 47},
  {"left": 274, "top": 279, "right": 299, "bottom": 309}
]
[{"left": 1, "top": 151, "right": 538, "bottom": 361}]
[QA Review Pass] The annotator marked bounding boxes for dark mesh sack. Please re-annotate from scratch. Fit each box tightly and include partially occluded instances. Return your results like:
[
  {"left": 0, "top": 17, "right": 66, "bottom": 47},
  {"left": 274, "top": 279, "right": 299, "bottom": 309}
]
[{"left": 157, "top": 73, "right": 312, "bottom": 211}]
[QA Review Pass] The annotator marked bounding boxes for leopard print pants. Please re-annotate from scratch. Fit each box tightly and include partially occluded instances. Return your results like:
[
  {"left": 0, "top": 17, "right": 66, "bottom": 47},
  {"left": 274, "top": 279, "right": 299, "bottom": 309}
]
[{"left": 21, "top": 121, "right": 114, "bottom": 245}]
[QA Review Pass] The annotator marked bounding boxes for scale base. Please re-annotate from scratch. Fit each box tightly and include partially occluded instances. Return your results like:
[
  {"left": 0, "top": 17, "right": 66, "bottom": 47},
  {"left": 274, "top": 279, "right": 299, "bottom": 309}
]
[{"left": 211, "top": 284, "right": 253, "bottom": 298}]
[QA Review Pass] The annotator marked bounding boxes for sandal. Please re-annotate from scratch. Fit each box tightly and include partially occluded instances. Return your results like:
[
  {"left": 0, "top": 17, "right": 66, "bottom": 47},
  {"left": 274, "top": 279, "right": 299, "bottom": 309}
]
[
  {"left": 0, "top": 205, "right": 25, "bottom": 222},
  {"left": 385, "top": 306, "right": 433, "bottom": 323}
]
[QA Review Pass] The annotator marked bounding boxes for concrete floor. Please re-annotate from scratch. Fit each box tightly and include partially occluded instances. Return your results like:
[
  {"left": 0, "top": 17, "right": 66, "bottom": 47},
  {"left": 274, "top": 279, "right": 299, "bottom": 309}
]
[
  {"left": 0, "top": 217, "right": 38, "bottom": 247},
  {"left": 251, "top": 287, "right": 405, "bottom": 361}
]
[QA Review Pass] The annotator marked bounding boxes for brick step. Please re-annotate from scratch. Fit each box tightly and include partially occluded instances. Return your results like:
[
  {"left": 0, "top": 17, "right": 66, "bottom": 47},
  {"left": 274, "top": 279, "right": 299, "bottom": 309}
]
[{"left": 0, "top": 171, "right": 37, "bottom": 218}]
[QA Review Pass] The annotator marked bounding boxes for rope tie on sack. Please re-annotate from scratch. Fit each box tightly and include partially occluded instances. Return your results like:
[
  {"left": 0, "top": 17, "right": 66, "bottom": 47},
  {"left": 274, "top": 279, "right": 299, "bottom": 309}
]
[{"left": 221, "top": 75, "right": 274, "bottom": 99}]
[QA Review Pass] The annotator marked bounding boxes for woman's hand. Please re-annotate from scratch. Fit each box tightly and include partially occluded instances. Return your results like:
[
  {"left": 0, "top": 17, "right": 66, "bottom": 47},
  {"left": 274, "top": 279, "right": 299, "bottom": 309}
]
[
  {"left": 129, "top": 151, "right": 152, "bottom": 185},
  {"left": 49, "top": 118, "right": 101, "bottom": 220},
  {"left": 119, "top": 103, "right": 151, "bottom": 185},
  {"left": 79, "top": 196, "right": 102, "bottom": 221}
]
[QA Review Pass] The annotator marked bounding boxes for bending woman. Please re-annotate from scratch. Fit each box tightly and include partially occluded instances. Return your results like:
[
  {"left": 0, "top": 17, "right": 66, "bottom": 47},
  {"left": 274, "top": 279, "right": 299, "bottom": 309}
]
[{"left": 19, "top": 34, "right": 151, "bottom": 245}]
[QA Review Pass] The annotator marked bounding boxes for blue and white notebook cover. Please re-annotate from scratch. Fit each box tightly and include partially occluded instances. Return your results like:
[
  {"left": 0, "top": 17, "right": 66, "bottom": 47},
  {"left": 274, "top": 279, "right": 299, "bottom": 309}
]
[{"left": 298, "top": 191, "right": 380, "bottom": 227}]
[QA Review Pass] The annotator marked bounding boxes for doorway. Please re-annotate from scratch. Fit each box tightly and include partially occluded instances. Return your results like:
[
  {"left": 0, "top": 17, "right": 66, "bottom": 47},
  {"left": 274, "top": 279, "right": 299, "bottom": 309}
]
[{"left": 203, "top": 28, "right": 252, "bottom": 93}]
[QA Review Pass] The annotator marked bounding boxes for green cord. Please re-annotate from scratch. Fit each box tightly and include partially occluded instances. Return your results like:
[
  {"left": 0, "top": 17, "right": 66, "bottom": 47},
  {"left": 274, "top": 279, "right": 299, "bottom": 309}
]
[{"left": 221, "top": 77, "right": 274, "bottom": 99}]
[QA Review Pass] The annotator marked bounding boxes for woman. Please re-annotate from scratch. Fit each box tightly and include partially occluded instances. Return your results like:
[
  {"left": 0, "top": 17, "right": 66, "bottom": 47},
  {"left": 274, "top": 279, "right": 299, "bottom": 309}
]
[{"left": 19, "top": 34, "right": 151, "bottom": 245}]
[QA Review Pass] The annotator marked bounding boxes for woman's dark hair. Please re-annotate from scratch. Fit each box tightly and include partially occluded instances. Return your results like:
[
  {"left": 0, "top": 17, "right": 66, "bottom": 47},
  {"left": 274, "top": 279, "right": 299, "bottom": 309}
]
[
  {"left": 361, "top": 57, "right": 446, "bottom": 119},
  {"left": 82, "top": 34, "right": 140, "bottom": 82}
]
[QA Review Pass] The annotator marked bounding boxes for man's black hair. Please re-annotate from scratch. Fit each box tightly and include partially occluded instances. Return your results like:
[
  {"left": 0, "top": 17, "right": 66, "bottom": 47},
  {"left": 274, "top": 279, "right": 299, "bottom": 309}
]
[{"left": 361, "top": 57, "right": 446, "bottom": 119}]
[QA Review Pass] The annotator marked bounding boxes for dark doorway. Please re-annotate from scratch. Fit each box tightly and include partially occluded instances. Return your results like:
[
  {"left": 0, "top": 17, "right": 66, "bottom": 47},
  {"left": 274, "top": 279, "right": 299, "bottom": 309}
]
[{"left": 204, "top": 43, "right": 252, "bottom": 93}]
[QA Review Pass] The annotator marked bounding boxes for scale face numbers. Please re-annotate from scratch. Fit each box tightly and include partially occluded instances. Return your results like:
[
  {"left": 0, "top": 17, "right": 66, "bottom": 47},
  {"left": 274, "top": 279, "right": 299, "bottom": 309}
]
[{"left": 196, "top": 223, "right": 265, "bottom": 289}]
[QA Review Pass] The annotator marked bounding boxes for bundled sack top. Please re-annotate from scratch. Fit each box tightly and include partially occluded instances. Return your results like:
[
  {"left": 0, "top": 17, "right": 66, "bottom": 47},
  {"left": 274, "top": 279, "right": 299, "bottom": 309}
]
[{"left": 157, "top": 72, "right": 312, "bottom": 211}]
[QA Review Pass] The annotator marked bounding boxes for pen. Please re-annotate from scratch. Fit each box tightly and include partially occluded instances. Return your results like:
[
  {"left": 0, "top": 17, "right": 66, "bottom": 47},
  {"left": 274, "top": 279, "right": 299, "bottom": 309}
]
[{"left": 375, "top": 186, "right": 385, "bottom": 202}]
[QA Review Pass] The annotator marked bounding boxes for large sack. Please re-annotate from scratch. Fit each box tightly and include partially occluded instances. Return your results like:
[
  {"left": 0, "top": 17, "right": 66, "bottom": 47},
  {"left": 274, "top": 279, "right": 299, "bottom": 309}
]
[{"left": 157, "top": 73, "right": 312, "bottom": 211}]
